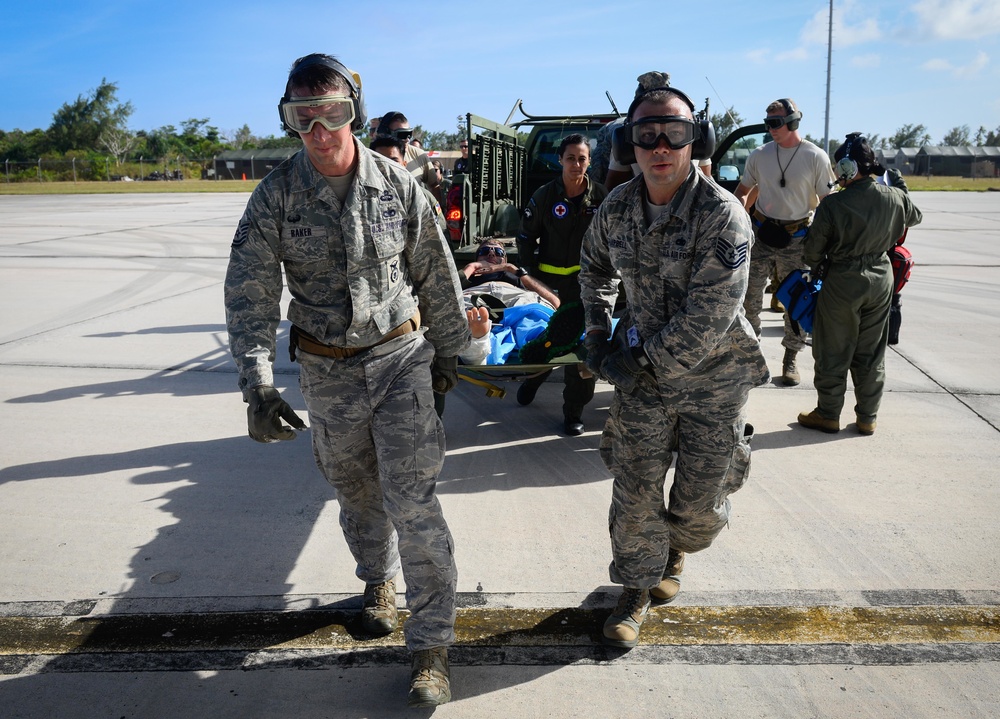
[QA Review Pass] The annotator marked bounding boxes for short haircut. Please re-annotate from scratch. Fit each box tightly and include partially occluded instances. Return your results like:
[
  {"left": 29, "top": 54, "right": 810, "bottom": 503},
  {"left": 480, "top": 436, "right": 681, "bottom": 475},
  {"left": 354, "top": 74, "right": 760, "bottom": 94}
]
[
  {"left": 370, "top": 136, "right": 406, "bottom": 158},
  {"left": 558, "top": 133, "right": 589, "bottom": 157},
  {"left": 628, "top": 89, "right": 693, "bottom": 121},
  {"left": 766, "top": 98, "right": 798, "bottom": 115},
  {"left": 285, "top": 53, "right": 350, "bottom": 97}
]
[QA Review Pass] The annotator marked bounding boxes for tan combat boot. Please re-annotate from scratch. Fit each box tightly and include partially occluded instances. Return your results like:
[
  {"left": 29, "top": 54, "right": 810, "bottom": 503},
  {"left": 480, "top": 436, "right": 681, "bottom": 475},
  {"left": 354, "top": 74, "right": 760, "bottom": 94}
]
[
  {"left": 856, "top": 416, "right": 877, "bottom": 435},
  {"left": 782, "top": 349, "right": 800, "bottom": 386},
  {"left": 407, "top": 646, "right": 451, "bottom": 707},
  {"left": 602, "top": 587, "right": 651, "bottom": 648},
  {"left": 797, "top": 410, "right": 840, "bottom": 433},
  {"left": 650, "top": 548, "right": 685, "bottom": 604},
  {"left": 361, "top": 579, "right": 397, "bottom": 635}
]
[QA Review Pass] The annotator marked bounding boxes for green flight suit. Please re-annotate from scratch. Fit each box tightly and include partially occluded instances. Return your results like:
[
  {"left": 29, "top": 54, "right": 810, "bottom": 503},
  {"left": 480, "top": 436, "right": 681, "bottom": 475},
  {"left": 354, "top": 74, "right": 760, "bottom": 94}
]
[{"left": 804, "top": 176, "right": 922, "bottom": 423}]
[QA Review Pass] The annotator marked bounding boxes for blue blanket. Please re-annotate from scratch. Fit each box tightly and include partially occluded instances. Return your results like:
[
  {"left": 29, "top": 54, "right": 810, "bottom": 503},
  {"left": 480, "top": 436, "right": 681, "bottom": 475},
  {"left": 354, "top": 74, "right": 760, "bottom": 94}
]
[{"left": 484, "top": 303, "right": 554, "bottom": 365}]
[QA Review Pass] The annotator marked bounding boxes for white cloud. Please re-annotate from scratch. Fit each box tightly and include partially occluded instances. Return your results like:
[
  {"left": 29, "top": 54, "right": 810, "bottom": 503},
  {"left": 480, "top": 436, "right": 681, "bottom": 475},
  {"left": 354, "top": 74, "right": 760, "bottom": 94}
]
[
  {"left": 912, "top": 0, "right": 1000, "bottom": 40},
  {"left": 850, "top": 54, "right": 882, "bottom": 68},
  {"left": 802, "top": 0, "right": 882, "bottom": 47},
  {"left": 775, "top": 47, "right": 810, "bottom": 63},
  {"left": 922, "top": 50, "right": 990, "bottom": 76}
]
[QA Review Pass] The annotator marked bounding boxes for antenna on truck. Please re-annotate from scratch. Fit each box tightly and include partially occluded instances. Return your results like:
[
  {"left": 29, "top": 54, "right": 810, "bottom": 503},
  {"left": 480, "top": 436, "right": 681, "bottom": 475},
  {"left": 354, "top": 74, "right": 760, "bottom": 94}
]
[
  {"left": 504, "top": 100, "right": 522, "bottom": 126},
  {"left": 606, "top": 91, "right": 621, "bottom": 117}
]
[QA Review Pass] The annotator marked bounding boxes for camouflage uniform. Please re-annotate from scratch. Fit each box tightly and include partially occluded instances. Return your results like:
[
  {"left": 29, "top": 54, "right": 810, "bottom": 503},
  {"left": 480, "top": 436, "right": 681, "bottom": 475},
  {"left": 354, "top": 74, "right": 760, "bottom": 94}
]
[
  {"left": 517, "top": 175, "right": 609, "bottom": 421},
  {"left": 225, "top": 138, "right": 470, "bottom": 651},
  {"left": 589, "top": 118, "right": 624, "bottom": 185},
  {"left": 579, "top": 170, "right": 769, "bottom": 589},
  {"left": 804, "top": 176, "right": 922, "bottom": 424}
]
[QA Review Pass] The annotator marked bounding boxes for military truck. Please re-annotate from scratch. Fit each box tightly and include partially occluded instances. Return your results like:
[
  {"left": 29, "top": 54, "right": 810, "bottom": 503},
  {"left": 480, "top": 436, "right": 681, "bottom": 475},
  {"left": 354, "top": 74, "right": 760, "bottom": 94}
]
[
  {"left": 444, "top": 101, "right": 618, "bottom": 263},
  {"left": 443, "top": 98, "right": 766, "bottom": 263}
]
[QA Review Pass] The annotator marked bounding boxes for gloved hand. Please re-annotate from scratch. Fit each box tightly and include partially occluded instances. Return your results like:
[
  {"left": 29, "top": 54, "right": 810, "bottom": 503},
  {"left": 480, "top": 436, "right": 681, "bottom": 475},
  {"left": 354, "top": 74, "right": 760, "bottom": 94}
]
[
  {"left": 246, "top": 386, "right": 306, "bottom": 443},
  {"left": 431, "top": 355, "right": 459, "bottom": 394},
  {"left": 601, "top": 346, "right": 654, "bottom": 396},
  {"left": 584, "top": 331, "right": 611, "bottom": 378}
]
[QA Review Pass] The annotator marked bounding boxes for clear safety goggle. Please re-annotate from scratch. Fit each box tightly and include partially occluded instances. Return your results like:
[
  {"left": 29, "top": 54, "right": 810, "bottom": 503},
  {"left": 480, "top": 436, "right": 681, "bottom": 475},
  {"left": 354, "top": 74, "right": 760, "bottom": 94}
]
[
  {"left": 281, "top": 95, "right": 355, "bottom": 133},
  {"left": 627, "top": 116, "right": 698, "bottom": 150}
]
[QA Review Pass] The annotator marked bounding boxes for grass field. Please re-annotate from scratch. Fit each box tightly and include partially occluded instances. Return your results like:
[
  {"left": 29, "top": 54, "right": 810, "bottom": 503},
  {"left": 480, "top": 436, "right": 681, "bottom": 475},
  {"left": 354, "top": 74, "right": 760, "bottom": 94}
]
[
  {"left": 1, "top": 176, "right": 997, "bottom": 195},
  {"left": 0, "top": 179, "right": 260, "bottom": 195}
]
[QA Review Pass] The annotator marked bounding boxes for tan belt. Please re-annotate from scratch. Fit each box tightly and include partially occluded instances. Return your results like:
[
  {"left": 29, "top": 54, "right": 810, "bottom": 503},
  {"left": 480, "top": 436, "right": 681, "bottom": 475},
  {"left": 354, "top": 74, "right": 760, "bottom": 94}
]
[
  {"left": 753, "top": 208, "right": 810, "bottom": 235},
  {"left": 292, "top": 310, "right": 421, "bottom": 360}
]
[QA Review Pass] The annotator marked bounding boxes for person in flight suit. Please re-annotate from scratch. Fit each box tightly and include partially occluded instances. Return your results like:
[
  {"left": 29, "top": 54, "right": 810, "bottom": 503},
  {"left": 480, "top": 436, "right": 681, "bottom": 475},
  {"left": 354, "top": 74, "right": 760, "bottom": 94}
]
[
  {"left": 797, "top": 132, "right": 922, "bottom": 435},
  {"left": 224, "top": 53, "right": 469, "bottom": 708},
  {"left": 579, "top": 78, "right": 769, "bottom": 648},
  {"left": 516, "top": 133, "right": 609, "bottom": 436}
]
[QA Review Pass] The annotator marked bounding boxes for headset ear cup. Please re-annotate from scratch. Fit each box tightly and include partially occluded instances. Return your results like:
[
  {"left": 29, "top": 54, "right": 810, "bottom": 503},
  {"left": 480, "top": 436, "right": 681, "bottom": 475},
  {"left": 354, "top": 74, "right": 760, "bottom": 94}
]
[
  {"left": 612, "top": 125, "right": 636, "bottom": 166},
  {"left": 693, "top": 119, "right": 715, "bottom": 160}
]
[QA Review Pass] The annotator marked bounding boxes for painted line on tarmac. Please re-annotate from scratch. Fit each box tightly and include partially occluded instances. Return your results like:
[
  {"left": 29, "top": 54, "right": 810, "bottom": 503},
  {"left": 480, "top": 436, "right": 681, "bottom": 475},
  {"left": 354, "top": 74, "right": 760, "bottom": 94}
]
[{"left": 1, "top": 604, "right": 998, "bottom": 674}]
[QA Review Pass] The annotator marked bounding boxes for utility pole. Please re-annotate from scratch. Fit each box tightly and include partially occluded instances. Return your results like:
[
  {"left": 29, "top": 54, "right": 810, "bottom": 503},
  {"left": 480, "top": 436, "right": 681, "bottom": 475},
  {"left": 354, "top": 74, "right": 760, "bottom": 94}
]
[{"left": 824, "top": 0, "right": 833, "bottom": 155}]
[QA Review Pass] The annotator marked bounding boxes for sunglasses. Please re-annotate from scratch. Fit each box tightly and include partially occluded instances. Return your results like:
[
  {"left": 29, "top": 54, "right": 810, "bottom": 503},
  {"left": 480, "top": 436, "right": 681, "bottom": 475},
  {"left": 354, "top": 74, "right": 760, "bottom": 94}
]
[
  {"left": 460, "top": 144, "right": 468, "bottom": 149},
  {"left": 476, "top": 245, "right": 506, "bottom": 258},
  {"left": 764, "top": 116, "right": 791, "bottom": 130}
]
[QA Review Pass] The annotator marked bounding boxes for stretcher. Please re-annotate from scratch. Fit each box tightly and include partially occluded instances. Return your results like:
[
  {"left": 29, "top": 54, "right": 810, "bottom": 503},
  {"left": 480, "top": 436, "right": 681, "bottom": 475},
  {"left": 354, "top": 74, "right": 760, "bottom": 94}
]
[{"left": 458, "top": 350, "right": 585, "bottom": 399}]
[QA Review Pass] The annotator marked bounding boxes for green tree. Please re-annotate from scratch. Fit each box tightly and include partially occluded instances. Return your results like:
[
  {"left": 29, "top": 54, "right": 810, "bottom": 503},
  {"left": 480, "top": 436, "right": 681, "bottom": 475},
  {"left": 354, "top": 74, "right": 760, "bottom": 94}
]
[
  {"left": 971, "top": 125, "right": 1000, "bottom": 146},
  {"left": 0, "top": 128, "right": 49, "bottom": 162},
  {"left": 224, "top": 124, "right": 256, "bottom": 150},
  {"left": 889, "top": 123, "right": 931, "bottom": 149},
  {"left": 47, "top": 79, "right": 133, "bottom": 153},
  {"left": 255, "top": 134, "right": 302, "bottom": 150},
  {"left": 941, "top": 125, "right": 971, "bottom": 146},
  {"left": 710, "top": 106, "right": 745, "bottom": 143}
]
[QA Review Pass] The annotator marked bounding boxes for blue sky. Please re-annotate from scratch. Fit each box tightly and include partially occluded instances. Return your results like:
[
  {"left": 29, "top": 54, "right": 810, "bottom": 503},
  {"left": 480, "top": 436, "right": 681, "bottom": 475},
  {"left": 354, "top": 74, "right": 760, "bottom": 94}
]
[{"left": 2, "top": 0, "right": 998, "bottom": 147}]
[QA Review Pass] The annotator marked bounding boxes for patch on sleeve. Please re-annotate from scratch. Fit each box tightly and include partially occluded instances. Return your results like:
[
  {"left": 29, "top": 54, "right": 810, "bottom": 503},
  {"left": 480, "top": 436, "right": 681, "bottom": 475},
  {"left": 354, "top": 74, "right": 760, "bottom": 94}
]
[
  {"left": 232, "top": 220, "right": 250, "bottom": 247},
  {"left": 715, "top": 237, "right": 748, "bottom": 270}
]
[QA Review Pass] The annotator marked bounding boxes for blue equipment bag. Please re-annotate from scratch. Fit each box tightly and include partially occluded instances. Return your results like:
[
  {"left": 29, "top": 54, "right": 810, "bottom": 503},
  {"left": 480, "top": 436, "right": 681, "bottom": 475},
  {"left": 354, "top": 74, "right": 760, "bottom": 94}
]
[{"left": 775, "top": 269, "right": 823, "bottom": 334}]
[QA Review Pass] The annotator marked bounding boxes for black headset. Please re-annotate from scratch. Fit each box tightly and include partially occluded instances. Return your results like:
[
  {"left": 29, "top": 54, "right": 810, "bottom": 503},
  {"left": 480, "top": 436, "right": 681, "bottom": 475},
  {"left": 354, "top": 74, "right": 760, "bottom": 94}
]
[
  {"left": 278, "top": 54, "right": 367, "bottom": 133},
  {"left": 776, "top": 98, "right": 802, "bottom": 131},
  {"left": 375, "top": 111, "right": 411, "bottom": 140},
  {"left": 612, "top": 85, "right": 715, "bottom": 165}
]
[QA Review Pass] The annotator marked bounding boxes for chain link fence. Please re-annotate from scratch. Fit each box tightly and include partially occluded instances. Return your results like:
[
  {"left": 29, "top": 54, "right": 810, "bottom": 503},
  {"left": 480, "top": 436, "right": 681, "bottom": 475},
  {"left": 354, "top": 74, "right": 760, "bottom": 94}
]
[{"left": 2, "top": 157, "right": 215, "bottom": 183}]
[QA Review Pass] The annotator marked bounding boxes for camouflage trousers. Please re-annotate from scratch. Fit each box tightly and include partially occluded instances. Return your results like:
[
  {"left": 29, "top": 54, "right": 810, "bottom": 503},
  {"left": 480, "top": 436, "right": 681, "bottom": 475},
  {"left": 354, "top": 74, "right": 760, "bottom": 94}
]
[
  {"left": 298, "top": 332, "right": 457, "bottom": 651},
  {"left": 600, "top": 381, "right": 753, "bottom": 589},
  {"left": 743, "top": 237, "right": 808, "bottom": 353}
]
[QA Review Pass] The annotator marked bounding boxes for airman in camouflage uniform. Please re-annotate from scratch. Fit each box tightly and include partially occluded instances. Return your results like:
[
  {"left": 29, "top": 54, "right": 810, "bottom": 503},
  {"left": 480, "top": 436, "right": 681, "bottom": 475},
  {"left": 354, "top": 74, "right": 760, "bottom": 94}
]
[
  {"left": 579, "top": 81, "right": 769, "bottom": 648},
  {"left": 224, "top": 53, "right": 468, "bottom": 708}
]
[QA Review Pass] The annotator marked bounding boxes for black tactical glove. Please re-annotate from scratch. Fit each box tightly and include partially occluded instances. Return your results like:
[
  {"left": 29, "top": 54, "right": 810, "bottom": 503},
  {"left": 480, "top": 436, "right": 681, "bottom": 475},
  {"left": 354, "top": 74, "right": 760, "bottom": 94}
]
[
  {"left": 583, "top": 331, "right": 612, "bottom": 378},
  {"left": 246, "top": 386, "right": 306, "bottom": 443},
  {"left": 431, "top": 355, "right": 459, "bottom": 394},
  {"left": 601, "top": 346, "right": 655, "bottom": 396}
]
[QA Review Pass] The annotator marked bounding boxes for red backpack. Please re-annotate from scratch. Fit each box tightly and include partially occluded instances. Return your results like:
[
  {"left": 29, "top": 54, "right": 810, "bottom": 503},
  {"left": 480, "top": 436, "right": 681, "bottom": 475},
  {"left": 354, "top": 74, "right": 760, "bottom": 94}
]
[{"left": 889, "top": 229, "right": 913, "bottom": 295}]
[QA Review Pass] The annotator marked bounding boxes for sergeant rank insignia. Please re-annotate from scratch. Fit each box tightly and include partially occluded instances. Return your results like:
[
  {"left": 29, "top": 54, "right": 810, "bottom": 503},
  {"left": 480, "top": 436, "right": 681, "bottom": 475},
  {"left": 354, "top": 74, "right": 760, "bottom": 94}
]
[{"left": 715, "top": 237, "right": 748, "bottom": 269}]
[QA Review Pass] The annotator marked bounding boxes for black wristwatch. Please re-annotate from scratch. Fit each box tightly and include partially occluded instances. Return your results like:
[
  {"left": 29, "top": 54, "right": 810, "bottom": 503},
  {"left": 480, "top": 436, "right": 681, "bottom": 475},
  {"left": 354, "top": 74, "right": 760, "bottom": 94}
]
[{"left": 515, "top": 267, "right": 528, "bottom": 278}]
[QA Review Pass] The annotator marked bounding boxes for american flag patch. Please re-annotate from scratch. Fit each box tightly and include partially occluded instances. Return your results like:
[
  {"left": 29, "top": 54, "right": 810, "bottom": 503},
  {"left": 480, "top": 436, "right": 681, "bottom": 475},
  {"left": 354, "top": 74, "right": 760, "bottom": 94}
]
[{"left": 715, "top": 237, "right": 748, "bottom": 269}]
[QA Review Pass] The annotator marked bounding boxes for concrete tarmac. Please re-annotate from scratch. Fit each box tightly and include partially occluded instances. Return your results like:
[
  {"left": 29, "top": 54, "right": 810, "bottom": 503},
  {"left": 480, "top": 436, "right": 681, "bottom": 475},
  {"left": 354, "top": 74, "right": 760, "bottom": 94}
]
[{"left": 0, "top": 191, "right": 998, "bottom": 718}]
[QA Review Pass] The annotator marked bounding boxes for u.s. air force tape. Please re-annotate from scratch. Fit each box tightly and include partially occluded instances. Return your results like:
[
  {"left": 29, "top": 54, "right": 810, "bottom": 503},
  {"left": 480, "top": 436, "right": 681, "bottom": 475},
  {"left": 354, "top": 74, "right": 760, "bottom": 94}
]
[
  {"left": 232, "top": 221, "right": 249, "bottom": 247},
  {"left": 715, "top": 237, "right": 748, "bottom": 270}
]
